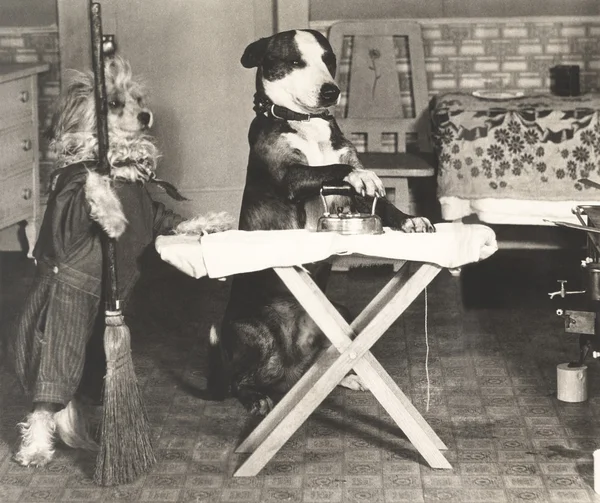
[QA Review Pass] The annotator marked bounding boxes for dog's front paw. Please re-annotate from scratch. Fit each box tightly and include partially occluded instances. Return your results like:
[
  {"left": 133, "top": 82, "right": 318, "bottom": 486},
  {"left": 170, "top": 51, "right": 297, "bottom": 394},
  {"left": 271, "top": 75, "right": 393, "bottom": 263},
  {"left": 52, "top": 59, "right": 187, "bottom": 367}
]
[
  {"left": 343, "top": 169, "right": 386, "bottom": 198},
  {"left": 174, "top": 211, "right": 235, "bottom": 236},
  {"left": 85, "top": 172, "right": 128, "bottom": 238},
  {"left": 400, "top": 217, "right": 435, "bottom": 233}
]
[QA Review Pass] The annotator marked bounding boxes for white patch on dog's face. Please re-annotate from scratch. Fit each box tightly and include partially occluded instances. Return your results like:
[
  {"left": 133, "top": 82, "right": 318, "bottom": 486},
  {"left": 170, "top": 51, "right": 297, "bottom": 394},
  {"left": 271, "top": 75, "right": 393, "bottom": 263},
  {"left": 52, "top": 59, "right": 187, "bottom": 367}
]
[
  {"left": 107, "top": 89, "right": 153, "bottom": 134},
  {"left": 262, "top": 31, "right": 338, "bottom": 114},
  {"left": 105, "top": 57, "right": 154, "bottom": 134}
]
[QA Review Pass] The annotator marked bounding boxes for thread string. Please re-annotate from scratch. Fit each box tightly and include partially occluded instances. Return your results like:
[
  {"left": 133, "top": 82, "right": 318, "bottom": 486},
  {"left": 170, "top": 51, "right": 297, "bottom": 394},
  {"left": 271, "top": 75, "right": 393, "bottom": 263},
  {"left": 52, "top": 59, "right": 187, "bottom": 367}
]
[{"left": 425, "top": 286, "right": 430, "bottom": 412}]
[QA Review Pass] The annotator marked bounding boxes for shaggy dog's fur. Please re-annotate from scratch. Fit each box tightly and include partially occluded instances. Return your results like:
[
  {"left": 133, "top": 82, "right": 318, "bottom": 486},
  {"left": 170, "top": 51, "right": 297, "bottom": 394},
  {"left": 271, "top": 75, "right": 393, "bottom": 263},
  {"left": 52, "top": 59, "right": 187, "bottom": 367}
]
[{"left": 14, "top": 56, "right": 231, "bottom": 468}]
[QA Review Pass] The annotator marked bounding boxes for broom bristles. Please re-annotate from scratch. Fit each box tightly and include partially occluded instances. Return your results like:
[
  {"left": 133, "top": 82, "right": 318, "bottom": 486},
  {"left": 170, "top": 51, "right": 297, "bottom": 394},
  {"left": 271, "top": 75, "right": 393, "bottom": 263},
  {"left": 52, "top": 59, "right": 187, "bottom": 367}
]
[{"left": 94, "top": 314, "right": 156, "bottom": 486}]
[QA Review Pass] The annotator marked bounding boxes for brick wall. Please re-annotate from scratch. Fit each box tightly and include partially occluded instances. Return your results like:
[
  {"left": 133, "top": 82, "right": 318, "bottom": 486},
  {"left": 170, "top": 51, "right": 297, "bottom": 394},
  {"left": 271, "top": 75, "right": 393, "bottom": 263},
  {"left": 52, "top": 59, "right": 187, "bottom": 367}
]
[
  {"left": 0, "top": 27, "right": 60, "bottom": 195},
  {"left": 311, "top": 0, "right": 600, "bottom": 20},
  {"left": 313, "top": 17, "right": 600, "bottom": 97},
  {"left": 422, "top": 18, "right": 600, "bottom": 95}
]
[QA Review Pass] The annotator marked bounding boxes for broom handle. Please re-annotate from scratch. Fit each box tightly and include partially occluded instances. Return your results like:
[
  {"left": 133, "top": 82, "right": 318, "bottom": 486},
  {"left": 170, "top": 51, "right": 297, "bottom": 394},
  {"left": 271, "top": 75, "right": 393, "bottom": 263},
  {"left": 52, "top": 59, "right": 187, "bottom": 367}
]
[{"left": 90, "top": 1, "right": 119, "bottom": 312}]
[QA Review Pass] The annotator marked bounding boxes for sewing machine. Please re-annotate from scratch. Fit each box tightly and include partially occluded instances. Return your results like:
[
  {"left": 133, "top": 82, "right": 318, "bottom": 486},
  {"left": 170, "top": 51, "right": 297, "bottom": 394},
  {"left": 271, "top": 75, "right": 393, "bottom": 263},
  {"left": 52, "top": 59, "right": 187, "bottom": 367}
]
[{"left": 554, "top": 205, "right": 600, "bottom": 366}]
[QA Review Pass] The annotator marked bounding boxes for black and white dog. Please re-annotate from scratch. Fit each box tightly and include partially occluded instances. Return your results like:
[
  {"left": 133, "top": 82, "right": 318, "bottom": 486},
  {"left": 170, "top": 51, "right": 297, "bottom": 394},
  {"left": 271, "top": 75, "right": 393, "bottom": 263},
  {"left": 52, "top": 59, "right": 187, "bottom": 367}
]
[{"left": 208, "top": 29, "right": 434, "bottom": 415}]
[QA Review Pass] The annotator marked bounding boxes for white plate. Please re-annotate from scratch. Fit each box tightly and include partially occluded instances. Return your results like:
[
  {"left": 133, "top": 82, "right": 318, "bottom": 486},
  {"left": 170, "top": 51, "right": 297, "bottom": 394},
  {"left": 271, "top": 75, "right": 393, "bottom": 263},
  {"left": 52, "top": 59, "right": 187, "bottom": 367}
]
[{"left": 472, "top": 90, "right": 525, "bottom": 100}]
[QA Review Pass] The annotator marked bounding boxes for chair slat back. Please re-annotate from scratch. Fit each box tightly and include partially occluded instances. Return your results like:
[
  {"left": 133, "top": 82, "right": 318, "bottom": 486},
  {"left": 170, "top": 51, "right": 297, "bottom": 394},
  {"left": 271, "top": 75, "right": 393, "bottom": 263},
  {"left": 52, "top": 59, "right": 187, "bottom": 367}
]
[{"left": 328, "top": 20, "right": 431, "bottom": 153}]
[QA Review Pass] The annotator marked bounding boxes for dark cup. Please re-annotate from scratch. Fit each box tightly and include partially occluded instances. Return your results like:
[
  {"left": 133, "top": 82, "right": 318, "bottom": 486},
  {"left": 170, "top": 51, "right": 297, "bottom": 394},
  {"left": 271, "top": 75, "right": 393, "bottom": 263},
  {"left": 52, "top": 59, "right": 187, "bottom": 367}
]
[
  {"left": 550, "top": 65, "right": 580, "bottom": 96},
  {"left": 586, "top": 263, "right": 600, "bottom": 301}
]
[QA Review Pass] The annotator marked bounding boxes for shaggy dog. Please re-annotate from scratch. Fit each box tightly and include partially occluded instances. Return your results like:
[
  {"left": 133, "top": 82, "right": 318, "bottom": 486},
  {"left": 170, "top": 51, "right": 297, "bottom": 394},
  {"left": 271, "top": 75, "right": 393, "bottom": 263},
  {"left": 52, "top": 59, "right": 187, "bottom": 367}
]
[
  {"left": 208, "top": 30, "right": 434, "bottom": 416},
  {"left": 13, "top": 56, "right": 231, "bottom": 468}
]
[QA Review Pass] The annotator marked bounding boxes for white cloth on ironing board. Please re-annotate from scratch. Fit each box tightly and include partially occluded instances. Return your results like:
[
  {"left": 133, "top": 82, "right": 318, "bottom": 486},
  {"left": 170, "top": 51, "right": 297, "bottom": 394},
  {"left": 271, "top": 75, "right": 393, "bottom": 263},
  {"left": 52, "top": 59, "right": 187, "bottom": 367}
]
[
  {"left": 155, "top": 223, "right": 497, "bottom": 279},
  {"left": 338, "top": 222, "right": 498, "bottom": 269},
  {"left": 155, "top": 234, "right": 209, "bottom": 279},
  {"left": 155, "top": 230, "right": 336, "bottom": 279}
]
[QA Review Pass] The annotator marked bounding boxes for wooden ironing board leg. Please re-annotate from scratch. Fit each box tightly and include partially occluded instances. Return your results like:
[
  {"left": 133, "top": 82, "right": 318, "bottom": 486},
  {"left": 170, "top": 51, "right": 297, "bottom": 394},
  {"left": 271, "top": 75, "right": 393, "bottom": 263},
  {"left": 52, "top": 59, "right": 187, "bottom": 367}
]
[
  {"left": 234, "top": 262, "right": 450, "bottom": 477},
  {"left": 236, "top": 261, "right": 411, "bottom": 454}
]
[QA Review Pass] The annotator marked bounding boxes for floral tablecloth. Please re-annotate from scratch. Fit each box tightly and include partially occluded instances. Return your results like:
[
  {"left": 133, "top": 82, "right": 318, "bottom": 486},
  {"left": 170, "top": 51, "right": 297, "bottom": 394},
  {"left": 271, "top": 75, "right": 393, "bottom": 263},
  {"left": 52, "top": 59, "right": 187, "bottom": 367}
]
[{"left": 431, "top": 93, "right": 600, "bottom": 201}]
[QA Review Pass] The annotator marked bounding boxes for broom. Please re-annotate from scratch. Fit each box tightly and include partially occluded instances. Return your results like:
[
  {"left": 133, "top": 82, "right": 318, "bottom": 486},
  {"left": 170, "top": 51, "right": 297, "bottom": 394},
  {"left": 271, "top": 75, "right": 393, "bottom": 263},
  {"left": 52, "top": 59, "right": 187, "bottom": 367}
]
[{"left": 89, "top": 1, "right": 156, "bottom": 486}]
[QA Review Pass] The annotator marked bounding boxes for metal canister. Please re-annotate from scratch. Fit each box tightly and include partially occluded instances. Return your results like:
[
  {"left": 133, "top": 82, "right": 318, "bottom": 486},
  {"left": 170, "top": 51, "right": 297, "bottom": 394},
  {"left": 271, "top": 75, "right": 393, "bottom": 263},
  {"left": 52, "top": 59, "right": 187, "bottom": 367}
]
[
  {"left": 586, "top": 263, "right": 600, "bottom": 301},
  {"left": 550, "top": 65, "right": 580, "bottom": 96}
]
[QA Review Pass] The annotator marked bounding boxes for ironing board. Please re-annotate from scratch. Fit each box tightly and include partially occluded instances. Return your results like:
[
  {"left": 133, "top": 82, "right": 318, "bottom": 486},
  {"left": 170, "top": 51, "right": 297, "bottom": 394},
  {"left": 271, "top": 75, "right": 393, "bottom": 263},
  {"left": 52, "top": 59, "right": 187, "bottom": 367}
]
[{"left": 155, "top": 223, "right": 497, "bottom": 476}]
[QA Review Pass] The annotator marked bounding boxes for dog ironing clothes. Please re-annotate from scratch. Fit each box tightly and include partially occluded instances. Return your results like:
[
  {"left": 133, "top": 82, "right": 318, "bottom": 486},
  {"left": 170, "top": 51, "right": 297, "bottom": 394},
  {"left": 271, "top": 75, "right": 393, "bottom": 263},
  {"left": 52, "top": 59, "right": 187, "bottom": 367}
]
[
  {"left": 9, "top": 56, "right": 229, "bottom": 469},
  {"left": 208, "top": 30, "right": 435, "bottom": 416}
]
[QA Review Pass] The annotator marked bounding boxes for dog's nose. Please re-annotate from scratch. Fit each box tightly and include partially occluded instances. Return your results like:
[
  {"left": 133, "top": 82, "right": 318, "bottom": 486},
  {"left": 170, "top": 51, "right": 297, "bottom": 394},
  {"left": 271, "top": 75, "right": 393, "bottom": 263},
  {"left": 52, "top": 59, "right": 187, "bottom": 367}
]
[
  {"left": 320, "top": 83, "right": 340, "bottom": 103},
  {"left": 138, "top": 111, "right": 152, "bottom": 128}
]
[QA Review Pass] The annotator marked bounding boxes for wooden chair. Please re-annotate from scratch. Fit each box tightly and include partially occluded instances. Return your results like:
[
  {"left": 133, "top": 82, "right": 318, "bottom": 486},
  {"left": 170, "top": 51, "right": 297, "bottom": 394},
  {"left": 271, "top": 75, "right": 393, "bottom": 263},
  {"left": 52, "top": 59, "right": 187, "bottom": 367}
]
[{"left": 328, "top": 20, "right": 435, "bottom": 215}]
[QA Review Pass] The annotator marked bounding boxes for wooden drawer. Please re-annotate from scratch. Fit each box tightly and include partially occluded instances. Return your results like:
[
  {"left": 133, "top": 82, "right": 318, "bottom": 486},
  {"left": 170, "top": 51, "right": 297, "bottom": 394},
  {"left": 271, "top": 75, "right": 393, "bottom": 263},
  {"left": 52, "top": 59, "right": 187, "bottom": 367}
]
[
  {"left": 0, "top": 170, "right": 35, "bottom": 228},
  {"left": 0, "top": 75, "right": 34, "bottom": 127},
  {"left": 0, "top": 63, "right": 49, "bottom": 252},
  {"left": 0, "top": 121, "right": 35, "bottom": 180}
]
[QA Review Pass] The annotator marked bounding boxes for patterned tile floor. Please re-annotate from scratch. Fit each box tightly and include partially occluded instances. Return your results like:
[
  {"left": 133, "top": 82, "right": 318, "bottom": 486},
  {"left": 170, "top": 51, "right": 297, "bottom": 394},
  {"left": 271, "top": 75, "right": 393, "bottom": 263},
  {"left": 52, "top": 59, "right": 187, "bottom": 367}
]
[{"left": 2, "top": 248, "right": 600, "bottom": 502}]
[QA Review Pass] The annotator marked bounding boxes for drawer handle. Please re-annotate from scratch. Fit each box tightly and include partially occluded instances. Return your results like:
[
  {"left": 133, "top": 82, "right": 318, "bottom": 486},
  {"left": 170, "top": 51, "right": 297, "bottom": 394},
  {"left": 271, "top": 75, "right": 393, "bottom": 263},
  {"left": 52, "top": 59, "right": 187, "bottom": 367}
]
[
  {"left": 22, "top": 139, "right": 32, "bottom": 151},
  {"left": 20, "top": 90, "right": 30, "bottom": 103},
  {"left": 22, "top": 188, "right": 32, "bottom": 200}
]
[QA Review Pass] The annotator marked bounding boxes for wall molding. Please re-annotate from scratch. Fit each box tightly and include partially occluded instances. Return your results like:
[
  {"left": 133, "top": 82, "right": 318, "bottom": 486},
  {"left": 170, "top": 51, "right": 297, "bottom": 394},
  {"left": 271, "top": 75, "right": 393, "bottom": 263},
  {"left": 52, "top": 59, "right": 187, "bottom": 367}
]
[
  {"left": 0, "top": 25, "right": 58, "bottom": 35},
  {"left": 311, "top": 15, "right": 600, "bottom": 30}
]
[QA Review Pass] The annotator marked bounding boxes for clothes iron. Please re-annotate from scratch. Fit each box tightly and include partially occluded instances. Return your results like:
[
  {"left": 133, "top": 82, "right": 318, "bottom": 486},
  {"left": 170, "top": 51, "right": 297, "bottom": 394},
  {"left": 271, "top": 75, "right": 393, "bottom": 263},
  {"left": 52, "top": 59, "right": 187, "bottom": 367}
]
[{"left": 316, "top": 183, "right": 383, "bottom": 235}]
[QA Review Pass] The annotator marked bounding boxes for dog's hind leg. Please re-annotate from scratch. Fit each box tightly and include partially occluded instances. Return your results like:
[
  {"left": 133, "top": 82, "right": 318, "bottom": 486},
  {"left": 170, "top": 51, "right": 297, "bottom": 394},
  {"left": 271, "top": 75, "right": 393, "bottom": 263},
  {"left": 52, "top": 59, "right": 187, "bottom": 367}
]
[
  {"left": 14, "top": 403, "right": 59, "bottom": 467},
  {"left": 231, "top": 339, "right": 285, "bottom": 417},
  {"left": 340, "top": 374, "right": 367, "bottom": 391},
  {"left": 235, "top": 381, "right": 275, "bottom": 416},
  {"left": 233, "top": 351, "right": 285, "bottom": 416}
]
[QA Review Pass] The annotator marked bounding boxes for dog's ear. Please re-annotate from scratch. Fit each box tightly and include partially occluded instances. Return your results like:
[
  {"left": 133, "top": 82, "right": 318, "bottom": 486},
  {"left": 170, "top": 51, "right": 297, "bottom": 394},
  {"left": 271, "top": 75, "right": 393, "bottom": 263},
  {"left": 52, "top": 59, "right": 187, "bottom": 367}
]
[
  {"left": 48, "top": 71, "right": 94, "bottom": 139},
  {"left": 241, "top": 37, "right": 270, "bottom": 68}
]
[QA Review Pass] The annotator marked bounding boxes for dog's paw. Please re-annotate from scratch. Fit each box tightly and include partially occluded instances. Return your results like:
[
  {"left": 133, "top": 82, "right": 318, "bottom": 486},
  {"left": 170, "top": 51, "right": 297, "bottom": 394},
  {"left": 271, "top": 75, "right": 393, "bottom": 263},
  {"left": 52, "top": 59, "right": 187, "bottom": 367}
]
[
  {"left": 85, "top": 171, "right": 128, "bottom": 238},
  {"left": 14, "top": 411, "right": 56, "bottom": 467},
  {"left": 249, "top": 396, "right": 274, "bottom": 417},
  {"left": 13, "top": 449, "right": 54, "bottom": 468},
  {"left": 343, "top": 169, "right": 386, "bottom": 198},
  {"left": 400, "top": 216, "right": 435, "bottom": 233},
  {"left": 174, "top": 211, "right": 235, "bottom": 236},
  {"left": 339, "top": 373, "right": 367, "bottom": 391}
]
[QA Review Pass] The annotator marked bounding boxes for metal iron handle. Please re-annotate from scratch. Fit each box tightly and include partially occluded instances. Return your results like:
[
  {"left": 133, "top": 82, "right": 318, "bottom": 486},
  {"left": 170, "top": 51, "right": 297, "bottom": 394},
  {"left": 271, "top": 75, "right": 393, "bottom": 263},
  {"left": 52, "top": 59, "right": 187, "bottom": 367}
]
[
  {"left": 22, "top": 139, "right": 32, "bottom": 151},
  {"left": 370, "top": 197, "right": 378, "bottom": 216},
  {"left": 20, "top": 90, "right": 30, "bottom": 103},
  {"left": 320, "top": 182, "right": 354, "bottom": 196},
  {"left": 319, "top": 182, "right": 378, "bottom": 215},
  {"left": 22, "top": 188, "right": 32, "bottom": 200},
  {"left": 320, "top": 182, "right": 351, "bottom": 215}
]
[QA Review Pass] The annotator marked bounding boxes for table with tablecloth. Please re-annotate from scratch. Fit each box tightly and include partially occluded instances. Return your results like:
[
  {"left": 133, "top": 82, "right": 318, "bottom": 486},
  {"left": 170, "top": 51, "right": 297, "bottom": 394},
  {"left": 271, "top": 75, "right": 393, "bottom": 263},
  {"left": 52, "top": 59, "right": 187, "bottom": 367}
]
[{"left": 431, "top": 92, "right": 600, "bottom": 225}]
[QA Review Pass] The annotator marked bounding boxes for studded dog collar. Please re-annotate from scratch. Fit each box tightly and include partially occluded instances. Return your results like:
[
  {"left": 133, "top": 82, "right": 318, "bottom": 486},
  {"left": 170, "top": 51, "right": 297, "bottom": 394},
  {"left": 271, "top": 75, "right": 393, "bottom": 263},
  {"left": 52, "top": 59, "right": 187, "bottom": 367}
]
[{"left": 253, "top": 93, "right": 332, "bottom": 122}]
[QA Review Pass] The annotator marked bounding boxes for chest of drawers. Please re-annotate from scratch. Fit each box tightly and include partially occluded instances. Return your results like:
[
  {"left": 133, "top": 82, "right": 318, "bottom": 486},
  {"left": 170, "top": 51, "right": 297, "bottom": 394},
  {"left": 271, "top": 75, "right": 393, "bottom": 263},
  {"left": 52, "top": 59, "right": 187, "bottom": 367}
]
[{"left": 0, "top": 63, "right": 50, "bottom": 254}]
